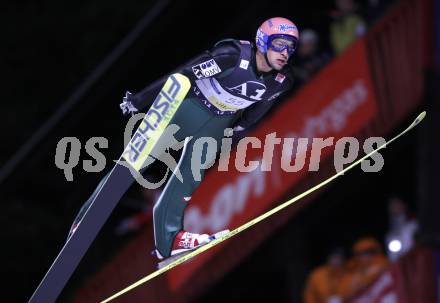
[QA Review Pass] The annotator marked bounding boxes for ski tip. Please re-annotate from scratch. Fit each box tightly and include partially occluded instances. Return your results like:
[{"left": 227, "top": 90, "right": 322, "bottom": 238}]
[{"left": 413, "top": 111, "right": 426, "bottom": 126}]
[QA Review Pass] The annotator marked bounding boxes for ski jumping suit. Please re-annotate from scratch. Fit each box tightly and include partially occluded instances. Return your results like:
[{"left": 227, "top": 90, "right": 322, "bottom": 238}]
[{"left": 70, "top": 39, "right": 294, "bottom": 258}]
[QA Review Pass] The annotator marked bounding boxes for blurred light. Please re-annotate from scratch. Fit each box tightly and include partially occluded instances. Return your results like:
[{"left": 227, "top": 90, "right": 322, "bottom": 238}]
[{"left": 388, "top": 239, "right": 402, "bottom": 252}]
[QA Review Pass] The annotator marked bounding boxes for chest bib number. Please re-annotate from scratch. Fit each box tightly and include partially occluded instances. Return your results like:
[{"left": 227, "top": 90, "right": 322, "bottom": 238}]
[{"left": 195, "top": 78, "right": 264, "bottom": 111}]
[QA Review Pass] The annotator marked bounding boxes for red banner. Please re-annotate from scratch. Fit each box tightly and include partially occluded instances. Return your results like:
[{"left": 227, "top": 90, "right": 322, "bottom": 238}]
[
  {"left": 348, "top": 247, "right": 438, "bottom": 303},
  {"left": 168, "top": 38, "right": 378, "bottom": 290},
  {"left": 349, "top": 268, "right": 402, "bottom": 303}
]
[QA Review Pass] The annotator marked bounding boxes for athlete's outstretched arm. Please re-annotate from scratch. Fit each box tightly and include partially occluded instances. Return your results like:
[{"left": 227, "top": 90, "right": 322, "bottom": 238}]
[{"left": 120, "top": 40, "right": 240, "bottom": 114}]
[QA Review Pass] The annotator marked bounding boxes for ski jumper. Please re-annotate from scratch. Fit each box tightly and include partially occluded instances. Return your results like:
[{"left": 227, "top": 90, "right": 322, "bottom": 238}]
[{"left": 70, "top": 39, "right": 294, "bottom": 258}]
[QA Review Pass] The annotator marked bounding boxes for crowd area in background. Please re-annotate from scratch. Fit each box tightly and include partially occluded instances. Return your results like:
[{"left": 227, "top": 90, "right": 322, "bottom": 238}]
[
  {"left": 292, "top": 0, "right": 392, "bottom": 88},
  {"left": 299, "top": 2, "right": 413, "bottom": 301},
  {"left": 303, "top": 196, "right": 418, "bottom": 303}
]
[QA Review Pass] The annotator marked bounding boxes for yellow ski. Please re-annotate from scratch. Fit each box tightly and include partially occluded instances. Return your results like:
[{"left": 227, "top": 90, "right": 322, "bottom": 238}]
[{"left": 102, "top": 111, "right": 426, "bottom": 303}]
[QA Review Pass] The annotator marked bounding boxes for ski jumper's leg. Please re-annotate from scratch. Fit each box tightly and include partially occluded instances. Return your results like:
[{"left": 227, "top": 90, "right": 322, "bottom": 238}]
[{"left": 153, "top": 97, "right": 235, "bottom": 257}]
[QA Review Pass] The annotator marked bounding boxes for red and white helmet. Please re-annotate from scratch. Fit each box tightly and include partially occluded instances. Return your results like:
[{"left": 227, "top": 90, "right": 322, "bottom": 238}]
[{"left": 256, "top": 17, "right": 300, "bottom": 55}]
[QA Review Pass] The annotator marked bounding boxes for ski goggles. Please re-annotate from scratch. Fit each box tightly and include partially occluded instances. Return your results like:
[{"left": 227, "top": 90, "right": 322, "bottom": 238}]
[{"left": 267, "top": 34, "right": 298, "bottom": 56}]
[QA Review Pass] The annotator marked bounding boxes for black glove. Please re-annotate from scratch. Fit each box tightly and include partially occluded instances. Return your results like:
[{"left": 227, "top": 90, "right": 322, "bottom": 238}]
[{"left": 119, "top": 91, "right": 139, "bottom": 115}]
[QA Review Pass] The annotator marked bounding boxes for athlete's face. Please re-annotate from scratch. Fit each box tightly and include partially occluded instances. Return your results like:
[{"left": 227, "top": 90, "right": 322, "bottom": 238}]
[
  {"left": 266, "top": 38, "right": 293, "bottom": 70},
  {"left": 267, "top": 48, "right": 289, "bottom": 70}
]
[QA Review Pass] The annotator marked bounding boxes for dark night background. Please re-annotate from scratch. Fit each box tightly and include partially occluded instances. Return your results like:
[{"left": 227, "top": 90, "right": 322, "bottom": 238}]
[{"left": 1, "top": 0, "right": 438, "bottom": 302}]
